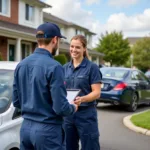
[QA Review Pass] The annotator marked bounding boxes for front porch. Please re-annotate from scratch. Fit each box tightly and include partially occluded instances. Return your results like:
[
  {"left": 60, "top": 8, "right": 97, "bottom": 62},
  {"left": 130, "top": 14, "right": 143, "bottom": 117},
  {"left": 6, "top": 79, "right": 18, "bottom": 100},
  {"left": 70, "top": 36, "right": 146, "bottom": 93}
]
[
  {"left": 0, "top": 20, "right": 37, "bottom": 62},
  {"left": 0, "top": 36, "right": 36, "bottom": 61},
  {"left": 0, "top": 20, "right": 104, "bottom": 65}
]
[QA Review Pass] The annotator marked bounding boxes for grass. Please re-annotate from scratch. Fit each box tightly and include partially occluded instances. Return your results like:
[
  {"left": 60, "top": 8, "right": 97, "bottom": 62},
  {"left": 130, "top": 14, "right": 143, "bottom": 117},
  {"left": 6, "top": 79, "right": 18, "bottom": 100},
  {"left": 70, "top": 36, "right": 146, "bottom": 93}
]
[{"left": 131, "top": 110, "right": 150, "bottom": 130}]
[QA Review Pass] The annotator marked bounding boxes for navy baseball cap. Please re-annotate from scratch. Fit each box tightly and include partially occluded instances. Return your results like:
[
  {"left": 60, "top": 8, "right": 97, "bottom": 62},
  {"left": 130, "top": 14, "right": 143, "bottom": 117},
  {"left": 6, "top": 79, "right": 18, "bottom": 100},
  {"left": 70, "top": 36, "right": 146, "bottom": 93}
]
[{"left": 36, "top": 22, "right": 66, "bottom": 39}]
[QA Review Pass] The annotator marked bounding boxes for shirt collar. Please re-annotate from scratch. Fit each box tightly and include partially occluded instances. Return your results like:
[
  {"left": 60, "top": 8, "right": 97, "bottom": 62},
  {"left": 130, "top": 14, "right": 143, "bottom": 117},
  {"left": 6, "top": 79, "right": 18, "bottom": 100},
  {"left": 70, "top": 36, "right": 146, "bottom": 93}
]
[
  {"left": 69, "top": 57, "right": 88, "bottom": 68},
  {"left": 34, "top": 48, "right": 53, "bottom": 58}
]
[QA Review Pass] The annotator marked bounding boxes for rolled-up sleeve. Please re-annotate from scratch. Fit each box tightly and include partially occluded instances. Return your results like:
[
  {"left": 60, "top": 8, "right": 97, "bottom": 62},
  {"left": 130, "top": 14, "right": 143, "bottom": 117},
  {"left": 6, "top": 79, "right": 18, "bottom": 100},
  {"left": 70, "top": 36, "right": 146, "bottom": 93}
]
[
  {"left": 89, "top": 63, "right": 102, "bottom": 85},
  {"left": 49, "top": 65, "right": 75, "bottom": 116}
]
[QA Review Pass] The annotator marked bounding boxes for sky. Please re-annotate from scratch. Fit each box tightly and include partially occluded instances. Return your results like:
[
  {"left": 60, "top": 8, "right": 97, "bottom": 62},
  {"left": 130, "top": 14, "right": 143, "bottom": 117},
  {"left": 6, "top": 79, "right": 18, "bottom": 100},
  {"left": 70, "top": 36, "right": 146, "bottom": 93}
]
[{"left": 41, "top": 0, "right": 150, "bottom": 46}]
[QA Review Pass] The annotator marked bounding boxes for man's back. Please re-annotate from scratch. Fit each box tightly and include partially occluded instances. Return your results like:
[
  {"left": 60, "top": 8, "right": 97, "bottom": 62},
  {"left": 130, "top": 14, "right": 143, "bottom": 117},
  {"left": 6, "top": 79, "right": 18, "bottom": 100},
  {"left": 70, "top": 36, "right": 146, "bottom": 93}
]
[{"left": 13, "top": 48, "right": 75, "bottom": 124}]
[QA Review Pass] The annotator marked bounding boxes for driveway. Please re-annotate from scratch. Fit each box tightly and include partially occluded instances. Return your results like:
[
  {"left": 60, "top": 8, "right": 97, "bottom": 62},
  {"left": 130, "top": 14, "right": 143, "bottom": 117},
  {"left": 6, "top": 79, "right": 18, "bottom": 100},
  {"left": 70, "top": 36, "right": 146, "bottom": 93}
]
[{"left": 97, "top": 104, "right": 150, "bottom": 150}]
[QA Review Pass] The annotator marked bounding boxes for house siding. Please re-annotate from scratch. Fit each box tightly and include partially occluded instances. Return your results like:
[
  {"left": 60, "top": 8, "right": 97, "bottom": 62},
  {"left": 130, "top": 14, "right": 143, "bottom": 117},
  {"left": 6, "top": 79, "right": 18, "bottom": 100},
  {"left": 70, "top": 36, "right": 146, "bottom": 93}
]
[
  {"left": 0, "top": 0, "right": 18, "bottom": 24},
  {"left": 19, "top": 0, "right": 43, "bottom": 28}
]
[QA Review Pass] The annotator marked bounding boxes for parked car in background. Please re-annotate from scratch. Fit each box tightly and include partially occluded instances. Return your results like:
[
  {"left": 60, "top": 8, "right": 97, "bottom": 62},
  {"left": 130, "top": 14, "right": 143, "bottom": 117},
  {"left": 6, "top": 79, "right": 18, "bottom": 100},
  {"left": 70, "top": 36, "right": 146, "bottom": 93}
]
[
  {"left": 0, "top": 61, "right": 22, "bottom": 150},
  {"left": 97, "top": 67, "right": 150, "bottom": 111},
  {"left": 145, "top": 70, "right": 150, "bottom": 79}
]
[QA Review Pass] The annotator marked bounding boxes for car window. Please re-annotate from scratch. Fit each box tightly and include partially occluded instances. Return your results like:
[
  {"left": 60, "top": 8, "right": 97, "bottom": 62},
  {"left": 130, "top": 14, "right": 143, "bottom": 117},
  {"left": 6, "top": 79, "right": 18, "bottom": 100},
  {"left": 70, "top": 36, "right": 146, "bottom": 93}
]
[
  {"left": 0, "top": 69, "right": 14, "bottom": 114},
  {"left": 139, "top": 71, "right": 150, "bottom": 82},
  {"left": 131, "top": 71, "right": 142, "bottom": 80},
  {"left": 131, "top": 71, "right": 148, "bottom": 81},
  {"left": 100, "top": 68, "right": 128, "bottom": 79}
]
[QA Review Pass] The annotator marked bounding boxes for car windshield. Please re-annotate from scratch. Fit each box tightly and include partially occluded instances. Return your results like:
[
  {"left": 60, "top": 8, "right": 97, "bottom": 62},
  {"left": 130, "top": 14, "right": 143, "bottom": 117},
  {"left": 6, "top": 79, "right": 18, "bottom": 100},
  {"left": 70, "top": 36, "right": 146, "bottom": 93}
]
[
  {"left": 0, "top": 69, "right": 14, "bottom": 114},
  {"left": 100, "top": 68, "right": 128, "bottom": 79}
]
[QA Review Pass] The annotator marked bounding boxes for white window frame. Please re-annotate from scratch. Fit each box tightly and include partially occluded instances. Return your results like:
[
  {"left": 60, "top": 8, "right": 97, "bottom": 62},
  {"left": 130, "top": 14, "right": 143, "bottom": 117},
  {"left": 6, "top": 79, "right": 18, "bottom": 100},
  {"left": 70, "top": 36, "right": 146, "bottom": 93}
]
[
  {"left": 0, "top": 0, "right": 11, "bottom": 17},
  {"left": 21, "top": 42, "right": 32, "bottom": 59},
  {"left": 7, "top": 39, "right": 16, "bottom": 61},
  {"left": 25, "top": 3, "right": 34, "bottom": 23}
]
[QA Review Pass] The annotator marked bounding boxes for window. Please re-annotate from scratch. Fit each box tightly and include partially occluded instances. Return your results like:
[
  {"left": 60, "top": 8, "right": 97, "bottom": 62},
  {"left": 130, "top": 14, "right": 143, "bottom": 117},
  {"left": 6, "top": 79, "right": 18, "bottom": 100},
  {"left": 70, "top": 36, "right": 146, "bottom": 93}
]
[
  {"left": 0, "top": 0, "right": 10, "bottom": 16},
  {"left": 101, "top": 68, "right": 128, "bottom": 79},
  {"left": 22, "top": 43, "right": 31, "bottom": 59},
  {"left": 25, "top": 4, "right": 34, "bottom": 21},
  {"left": 131, "top": 71, "right": 143, "bottom": 80},
  {"left": 0, "top": 69, "right": 14, "bottom": 114},
  {"left": 75, "top": 29, "right": 80, "bottom": 35},
  {"left": 139, "top": 71, "right": 150, "bottom": 82}
]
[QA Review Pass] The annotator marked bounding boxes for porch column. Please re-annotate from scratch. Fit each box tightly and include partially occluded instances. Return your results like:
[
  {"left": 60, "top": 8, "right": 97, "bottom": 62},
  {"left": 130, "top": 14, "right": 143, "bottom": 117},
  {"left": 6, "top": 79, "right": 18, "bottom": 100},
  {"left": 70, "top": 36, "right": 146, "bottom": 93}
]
[
  {"left": 16, "top": 38, "right": 21, "bottom": 61},
  {"left": 97, "top": 57, "right": 100, "bottom": 65}
]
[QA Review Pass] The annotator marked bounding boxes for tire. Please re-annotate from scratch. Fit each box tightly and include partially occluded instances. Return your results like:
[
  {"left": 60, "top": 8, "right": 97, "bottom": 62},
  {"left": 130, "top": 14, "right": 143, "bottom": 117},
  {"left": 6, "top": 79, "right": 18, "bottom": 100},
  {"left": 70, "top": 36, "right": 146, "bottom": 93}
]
[{"left": 128, "top": 92, "right": 138, "bottom": 112}]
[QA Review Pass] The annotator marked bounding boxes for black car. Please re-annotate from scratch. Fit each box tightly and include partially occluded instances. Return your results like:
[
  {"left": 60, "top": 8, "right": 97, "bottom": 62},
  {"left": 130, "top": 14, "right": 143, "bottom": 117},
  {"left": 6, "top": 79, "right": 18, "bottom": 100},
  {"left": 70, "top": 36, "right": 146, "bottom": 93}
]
[{"left": 97, "top": 67, "right": 150, "bottom": 111}]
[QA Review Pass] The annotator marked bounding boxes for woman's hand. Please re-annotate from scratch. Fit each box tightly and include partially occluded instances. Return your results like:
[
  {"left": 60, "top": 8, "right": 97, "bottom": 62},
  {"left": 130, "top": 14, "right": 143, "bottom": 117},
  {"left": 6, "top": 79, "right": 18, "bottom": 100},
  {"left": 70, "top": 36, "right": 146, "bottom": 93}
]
[{"left": 74, "top": 96, "right": 83, "bottom": 106}]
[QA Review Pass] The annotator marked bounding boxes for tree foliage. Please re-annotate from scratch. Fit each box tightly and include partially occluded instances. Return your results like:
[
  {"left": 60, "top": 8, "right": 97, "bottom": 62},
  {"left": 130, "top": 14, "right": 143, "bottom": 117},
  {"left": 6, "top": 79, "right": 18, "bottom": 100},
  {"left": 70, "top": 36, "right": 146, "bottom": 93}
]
[
  {"left": 54, "top": 54, "right": 68, "bottom": 65},
  {"left": 95, "top": 31, "right": 131, "bottom": 66},
  {"left": 132, "top": 37, "right": 150, "bottom": 72}
]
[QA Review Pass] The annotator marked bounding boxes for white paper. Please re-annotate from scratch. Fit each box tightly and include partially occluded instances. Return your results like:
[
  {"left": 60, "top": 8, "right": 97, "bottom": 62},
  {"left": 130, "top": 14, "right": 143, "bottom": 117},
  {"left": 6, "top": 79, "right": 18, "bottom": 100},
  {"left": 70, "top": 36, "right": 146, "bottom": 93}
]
[{"left": 67, "top": 90, "right": 80, "bottom": 103}]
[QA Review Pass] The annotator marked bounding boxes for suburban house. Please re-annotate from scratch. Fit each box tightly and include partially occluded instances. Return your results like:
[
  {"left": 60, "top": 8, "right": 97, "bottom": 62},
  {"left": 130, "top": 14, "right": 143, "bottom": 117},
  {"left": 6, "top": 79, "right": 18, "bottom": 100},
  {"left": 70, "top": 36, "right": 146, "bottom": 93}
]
[{"left": 0, "top": 0, "right": 104, "bottom": 65}]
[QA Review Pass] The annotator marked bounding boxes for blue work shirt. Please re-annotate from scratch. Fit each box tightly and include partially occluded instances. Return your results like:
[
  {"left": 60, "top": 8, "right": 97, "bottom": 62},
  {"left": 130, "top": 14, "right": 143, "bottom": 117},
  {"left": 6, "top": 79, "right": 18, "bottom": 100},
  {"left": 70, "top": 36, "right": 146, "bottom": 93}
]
[
  {"left": 12, "top": 48, "right": 75, "bottom": 124},
  {"left": 63, "top": 58, "right": 102, "bottom": 106}
]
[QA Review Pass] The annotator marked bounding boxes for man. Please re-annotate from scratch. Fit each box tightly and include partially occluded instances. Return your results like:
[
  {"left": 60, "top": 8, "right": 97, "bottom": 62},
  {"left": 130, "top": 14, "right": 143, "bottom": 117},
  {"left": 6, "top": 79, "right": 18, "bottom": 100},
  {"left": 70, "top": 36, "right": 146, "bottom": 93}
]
[{"left": 12, "top": 22, "right": 78, "bottom": 150}]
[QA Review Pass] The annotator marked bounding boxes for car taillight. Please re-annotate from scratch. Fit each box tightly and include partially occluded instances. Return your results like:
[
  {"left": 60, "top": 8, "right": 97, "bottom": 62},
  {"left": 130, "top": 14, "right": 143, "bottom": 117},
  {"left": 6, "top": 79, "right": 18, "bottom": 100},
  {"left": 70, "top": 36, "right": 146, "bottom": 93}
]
[{"left": 113, "top": 82, "right": 127, "bottom": 90}]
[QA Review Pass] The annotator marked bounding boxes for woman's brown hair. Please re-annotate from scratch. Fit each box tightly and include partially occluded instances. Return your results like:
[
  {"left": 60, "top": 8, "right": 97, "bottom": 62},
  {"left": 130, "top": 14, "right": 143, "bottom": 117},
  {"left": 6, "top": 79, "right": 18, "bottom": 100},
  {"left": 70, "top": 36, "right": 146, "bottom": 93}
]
[{"left": 71, "top": 35, "right": 89, "bottom": 59}]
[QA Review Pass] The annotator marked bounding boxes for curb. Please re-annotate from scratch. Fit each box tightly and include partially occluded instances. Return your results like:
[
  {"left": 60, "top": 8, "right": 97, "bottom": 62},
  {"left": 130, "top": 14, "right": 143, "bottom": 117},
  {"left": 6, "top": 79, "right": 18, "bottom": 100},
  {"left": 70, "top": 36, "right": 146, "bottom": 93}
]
[{"left": 123, "top": 110, "right": 150, "bottom": 136}]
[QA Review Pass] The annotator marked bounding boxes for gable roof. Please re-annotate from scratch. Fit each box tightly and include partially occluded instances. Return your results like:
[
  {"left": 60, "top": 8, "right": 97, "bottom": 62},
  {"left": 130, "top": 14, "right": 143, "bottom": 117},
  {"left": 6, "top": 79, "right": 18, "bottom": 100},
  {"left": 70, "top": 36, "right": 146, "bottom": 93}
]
[
  {"left": 43, "top": 12, "right": 96, "bottom": 35},
  {"left": 31, "top": 0, "right": 52, "bottom": 8}
]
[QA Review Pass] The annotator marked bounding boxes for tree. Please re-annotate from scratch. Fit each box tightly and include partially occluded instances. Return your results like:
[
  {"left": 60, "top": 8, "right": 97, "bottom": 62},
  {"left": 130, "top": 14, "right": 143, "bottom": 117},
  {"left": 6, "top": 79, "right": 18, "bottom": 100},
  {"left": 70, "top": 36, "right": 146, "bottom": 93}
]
[
  {"left": 95, "top": 31, "right": 131, "bottom": 66},
  {"left": 132, "top": 37, "right": 150, "bottom": 72},
  {"left": 54, "top": 54, "right": 68, "bottom": 65}
]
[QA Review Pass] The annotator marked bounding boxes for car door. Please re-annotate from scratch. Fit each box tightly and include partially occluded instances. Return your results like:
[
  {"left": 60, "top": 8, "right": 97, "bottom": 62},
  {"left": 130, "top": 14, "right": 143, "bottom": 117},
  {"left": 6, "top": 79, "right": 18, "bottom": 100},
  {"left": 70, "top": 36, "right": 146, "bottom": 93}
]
[
  {"left": 130, "top": 70, "right": 147, "bottom": 102},
  {"left": 138, "top": 71, "right": 150, "bottom": 102}
]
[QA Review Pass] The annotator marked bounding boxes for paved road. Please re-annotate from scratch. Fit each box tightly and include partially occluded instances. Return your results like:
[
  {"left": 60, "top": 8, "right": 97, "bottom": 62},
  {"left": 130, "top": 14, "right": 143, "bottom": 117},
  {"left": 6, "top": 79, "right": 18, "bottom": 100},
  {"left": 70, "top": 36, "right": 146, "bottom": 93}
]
[{"left": 97, "top": 104, "right": 150, "bottom": 150}]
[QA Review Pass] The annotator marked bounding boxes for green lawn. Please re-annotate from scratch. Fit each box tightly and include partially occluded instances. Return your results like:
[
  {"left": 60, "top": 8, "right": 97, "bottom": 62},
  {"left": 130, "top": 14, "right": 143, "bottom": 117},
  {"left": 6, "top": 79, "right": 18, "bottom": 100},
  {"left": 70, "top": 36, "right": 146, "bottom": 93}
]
[{"left": 131, "top": 110, "right": 150, "bottom": 130}]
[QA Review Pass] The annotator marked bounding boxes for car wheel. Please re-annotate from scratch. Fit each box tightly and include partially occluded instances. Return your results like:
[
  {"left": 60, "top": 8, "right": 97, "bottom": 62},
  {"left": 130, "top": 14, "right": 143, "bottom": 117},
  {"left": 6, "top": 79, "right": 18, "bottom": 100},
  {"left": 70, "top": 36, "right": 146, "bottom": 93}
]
[{"left": 128, "top": 92, "right": 138, "bottom": 112}]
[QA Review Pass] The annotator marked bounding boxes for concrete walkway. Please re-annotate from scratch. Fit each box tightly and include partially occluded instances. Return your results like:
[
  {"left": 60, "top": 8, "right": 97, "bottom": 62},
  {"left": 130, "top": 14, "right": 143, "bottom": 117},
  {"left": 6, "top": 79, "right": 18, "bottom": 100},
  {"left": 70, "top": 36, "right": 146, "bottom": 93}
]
[{"left": 123, "top": 110, "right": 150, "bottom": 136}]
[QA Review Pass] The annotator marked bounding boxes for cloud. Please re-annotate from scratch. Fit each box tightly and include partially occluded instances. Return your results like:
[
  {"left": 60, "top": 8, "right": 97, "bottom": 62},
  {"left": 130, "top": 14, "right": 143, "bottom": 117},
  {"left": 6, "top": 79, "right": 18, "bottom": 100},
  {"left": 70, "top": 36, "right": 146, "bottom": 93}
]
[
  {"left": 41, "top": 0, "right": 150, "bottom": 47},
  {"left": 85, "top": 0, "right": 100, "bottom": 5},
  {"left": 106, "top": 9, "right": 150, "bottom": 32},
  {"left": 42, "top": 0, "right": 94, "bottom": 29},
  {"left": 108, "top": 0, "right": 139, "bottom": 7}
]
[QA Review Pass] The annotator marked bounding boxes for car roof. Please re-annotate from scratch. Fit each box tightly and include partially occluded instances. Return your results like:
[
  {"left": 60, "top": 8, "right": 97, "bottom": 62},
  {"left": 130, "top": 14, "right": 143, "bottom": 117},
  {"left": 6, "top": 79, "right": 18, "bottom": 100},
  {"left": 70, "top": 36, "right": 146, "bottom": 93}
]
[{"left": 0, "top": 61, "right": 19, "bottom": 70}]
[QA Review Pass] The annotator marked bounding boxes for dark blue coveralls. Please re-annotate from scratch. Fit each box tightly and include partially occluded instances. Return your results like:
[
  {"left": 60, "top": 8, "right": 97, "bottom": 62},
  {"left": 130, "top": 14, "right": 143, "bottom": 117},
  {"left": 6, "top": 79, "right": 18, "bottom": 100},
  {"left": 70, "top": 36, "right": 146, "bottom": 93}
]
[
  {"left": 63, "top": 58, "right": 102, "bottom": 150},
  {"left": 12, "top": 48, "right": 76, "bottom": 150}
]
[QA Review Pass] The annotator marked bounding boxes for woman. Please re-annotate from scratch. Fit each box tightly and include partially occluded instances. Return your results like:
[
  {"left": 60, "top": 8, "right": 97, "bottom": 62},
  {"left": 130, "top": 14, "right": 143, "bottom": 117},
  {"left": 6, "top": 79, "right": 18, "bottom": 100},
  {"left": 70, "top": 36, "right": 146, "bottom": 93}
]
[{"left": 63, "top": 35, "right": 102, "bottom": 150}]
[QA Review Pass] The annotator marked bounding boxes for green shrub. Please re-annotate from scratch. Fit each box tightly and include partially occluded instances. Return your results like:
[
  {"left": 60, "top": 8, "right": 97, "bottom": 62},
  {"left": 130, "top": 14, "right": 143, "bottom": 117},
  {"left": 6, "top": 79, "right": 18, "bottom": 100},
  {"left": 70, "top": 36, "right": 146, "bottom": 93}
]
[
  {"left": 0, "top": 52, "right": 3, "bottom": 61},
  {"left": 54, "top": 54, "right": 68, "bottom": 65}
]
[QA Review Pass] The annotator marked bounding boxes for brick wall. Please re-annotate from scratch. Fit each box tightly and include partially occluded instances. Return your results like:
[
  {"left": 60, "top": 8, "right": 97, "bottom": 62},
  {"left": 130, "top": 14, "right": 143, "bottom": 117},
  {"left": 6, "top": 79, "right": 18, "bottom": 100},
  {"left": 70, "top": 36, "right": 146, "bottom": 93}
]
[
  {"left": 0, "top": 36, "right": 8, "bottom": 61},
  {"left": 0, "top": 0, "right": 18, "bottom": 24}
]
